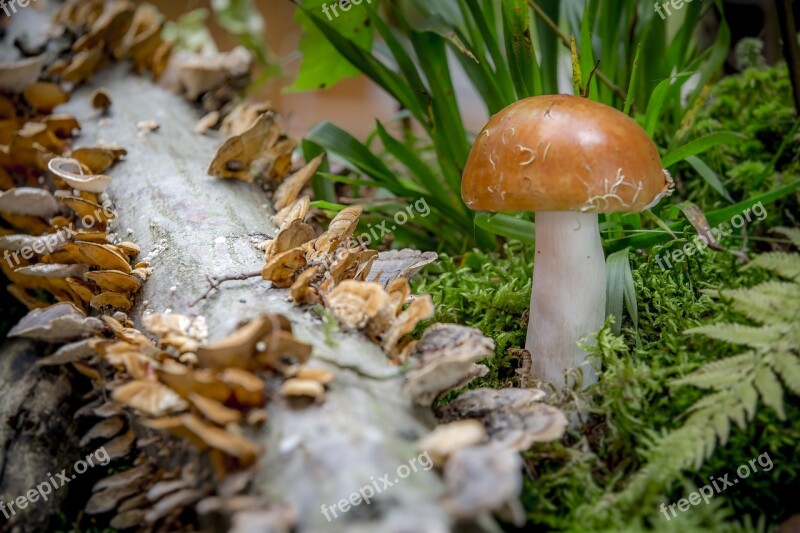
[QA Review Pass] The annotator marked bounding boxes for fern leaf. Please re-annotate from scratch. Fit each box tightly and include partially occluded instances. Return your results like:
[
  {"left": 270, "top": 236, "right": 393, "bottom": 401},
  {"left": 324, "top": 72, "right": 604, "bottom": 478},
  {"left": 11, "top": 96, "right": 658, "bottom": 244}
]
[
  {"left": 774, "top": 351, "right": 800, "bottom": 395},
  {"left": 741, "top": 378, "right": 759, "bottom": 421},
  {"left": 754, "top": 365, "right": 785, "bottom": 420},
  {"left": 672, "top": 351, "right": 758, "bottom": 389},
  {"left": 723, "top": 281, "right": 800, "bottom": 325},
  {"left": 773, "top": 226, "right": 800, "bottom": 247},
  {"left": 711, "top": 411, "right": 730, "bottom": 446},
  {"left": 748, "top": 252, "right": 800, "bottom": 280},
  {"left": 686, "top": 323, "right": 790, "bottom": 348}
]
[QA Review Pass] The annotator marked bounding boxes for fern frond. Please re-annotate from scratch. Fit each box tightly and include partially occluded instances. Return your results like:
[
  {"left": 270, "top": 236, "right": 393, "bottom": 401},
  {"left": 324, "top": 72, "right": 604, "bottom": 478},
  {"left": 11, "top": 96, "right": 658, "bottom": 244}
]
[
  {"left": 722, "top": 281, "right": 800, "bottom": 325},
  {"left": 753, "top": 364, "right": 785, "bottom": 420},
  {"left": 686, "top": 323, "right": 790, "bottom": 349},
  {"left": 774, "top": 351, "right": 800, "bottom": 395},
  {"left": 773, "top": 226, "right": 800, "bottom": 247},
  {"left": 606, "top": 249, "right": 800, "bottom": 514},
  {"left": 747, "top": 252, "right": 800, "bottom": 280},
  {"left": 671, "top": 351, "right": 758, "bottom": 389}
]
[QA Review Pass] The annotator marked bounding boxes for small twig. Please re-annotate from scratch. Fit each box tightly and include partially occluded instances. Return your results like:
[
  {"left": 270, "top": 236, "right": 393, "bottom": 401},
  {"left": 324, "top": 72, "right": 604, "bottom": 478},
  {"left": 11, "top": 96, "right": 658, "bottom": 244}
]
[
  {"left": 583, "top": 60, "right": 601, "bottom": 97},
  {"left": 191, "top": 270, "right": 262, "bottom": 307},
  {"left": 528, "top": 0, "right": 628, "bottom": 103}
]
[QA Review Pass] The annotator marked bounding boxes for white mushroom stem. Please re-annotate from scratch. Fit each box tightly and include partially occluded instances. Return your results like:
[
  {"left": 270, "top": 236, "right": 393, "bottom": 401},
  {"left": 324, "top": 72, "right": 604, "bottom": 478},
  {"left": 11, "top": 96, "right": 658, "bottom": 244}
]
[{"left": 526, "top": 211, "right": 606, "bottom": 388}]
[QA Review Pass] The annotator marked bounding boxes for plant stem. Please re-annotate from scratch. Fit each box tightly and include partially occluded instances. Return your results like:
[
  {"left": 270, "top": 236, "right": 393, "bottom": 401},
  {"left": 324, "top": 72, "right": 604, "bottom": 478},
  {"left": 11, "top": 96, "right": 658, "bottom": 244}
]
[{"left": 775, "top": 0, "right": 800, "bottom": 114}]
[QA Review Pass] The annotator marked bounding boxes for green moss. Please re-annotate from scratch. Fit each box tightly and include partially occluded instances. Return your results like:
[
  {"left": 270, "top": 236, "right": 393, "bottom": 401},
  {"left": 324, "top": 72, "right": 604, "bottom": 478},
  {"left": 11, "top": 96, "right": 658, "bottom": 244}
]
[{"left": 418, "top": 242, "right": 799, "bottom": 531}]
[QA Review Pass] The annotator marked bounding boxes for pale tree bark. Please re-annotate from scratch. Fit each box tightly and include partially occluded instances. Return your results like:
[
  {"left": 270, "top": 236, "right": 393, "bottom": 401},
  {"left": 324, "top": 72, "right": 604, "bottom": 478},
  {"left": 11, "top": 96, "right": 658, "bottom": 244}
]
[{"left": 0, "top": 8, "right": 494, "bottom": 533}]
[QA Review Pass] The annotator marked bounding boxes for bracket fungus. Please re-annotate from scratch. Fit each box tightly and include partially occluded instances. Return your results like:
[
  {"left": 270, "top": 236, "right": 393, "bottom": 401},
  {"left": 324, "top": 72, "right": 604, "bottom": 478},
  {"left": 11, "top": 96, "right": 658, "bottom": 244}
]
[{"left": 462, "top": 95, "right": 674, "bottom": 387}]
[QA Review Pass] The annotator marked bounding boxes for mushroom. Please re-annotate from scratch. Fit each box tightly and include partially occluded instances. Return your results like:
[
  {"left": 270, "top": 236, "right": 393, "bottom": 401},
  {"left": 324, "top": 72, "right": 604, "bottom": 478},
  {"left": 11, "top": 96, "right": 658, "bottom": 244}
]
[{"left": 462, "top": 95, "right": 673, "bottom": 387}]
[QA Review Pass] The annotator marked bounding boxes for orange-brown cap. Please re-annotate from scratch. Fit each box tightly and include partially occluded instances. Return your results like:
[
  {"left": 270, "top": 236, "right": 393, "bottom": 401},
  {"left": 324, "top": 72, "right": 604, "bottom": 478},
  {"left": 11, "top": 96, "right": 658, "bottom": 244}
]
[{"left": 461, "top": 95, "right": 673, "bottom": 213}]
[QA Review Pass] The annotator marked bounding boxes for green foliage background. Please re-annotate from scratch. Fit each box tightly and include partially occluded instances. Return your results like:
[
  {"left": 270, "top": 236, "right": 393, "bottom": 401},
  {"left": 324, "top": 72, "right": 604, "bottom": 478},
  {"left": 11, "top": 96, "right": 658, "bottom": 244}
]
[{"left": 414, "top": 63, "right": 800, "bottom": 531}]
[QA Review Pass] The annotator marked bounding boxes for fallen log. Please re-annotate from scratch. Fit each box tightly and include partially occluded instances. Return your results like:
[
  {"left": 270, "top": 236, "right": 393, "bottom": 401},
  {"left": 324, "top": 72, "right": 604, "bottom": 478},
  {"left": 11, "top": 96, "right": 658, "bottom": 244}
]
[{"left": 53, "top": 62, "right": 464, "bottom": 532}]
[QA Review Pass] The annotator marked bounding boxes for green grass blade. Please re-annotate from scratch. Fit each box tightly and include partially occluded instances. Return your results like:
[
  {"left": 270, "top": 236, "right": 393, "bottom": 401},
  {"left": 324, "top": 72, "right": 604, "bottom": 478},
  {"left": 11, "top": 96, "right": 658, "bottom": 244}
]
[
  {"left": 579, "top": 0, "right": 599, "bottom": 100},
  {"left": 474, "top": 212, "right": 535, "bottom": 242},
  {"left": 623, "top": 42, "right": 641, "bottom": 115},
  {"left": 644, "top": 73, "right": 691, "bottom": 137},
  {"left": 306, "top": 121, "right": 396, "bottom": 184},
  {"left": 463, "top": 0, "right": 516, "bottom": 102},
  {"left": 302, "top": 139, "right": 336, "bottom": 202},
  {"left": 606, "top": 247, "right": 638, "bottom": 336},
  {"left": 662, "top": 132, "right": 747, "bottom": 168},
  {"left": 685, "top": 155, "right": 734, "bottom": 203},
  {"left": 501, "top": 0, "right": 540, "bottom": 97}
]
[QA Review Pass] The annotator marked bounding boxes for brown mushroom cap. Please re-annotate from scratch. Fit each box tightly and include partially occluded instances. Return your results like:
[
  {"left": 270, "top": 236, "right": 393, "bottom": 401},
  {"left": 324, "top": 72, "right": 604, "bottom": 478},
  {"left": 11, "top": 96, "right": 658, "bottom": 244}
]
[{"left": 461, "top": 94, "right": 673, "bottom": 213}]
